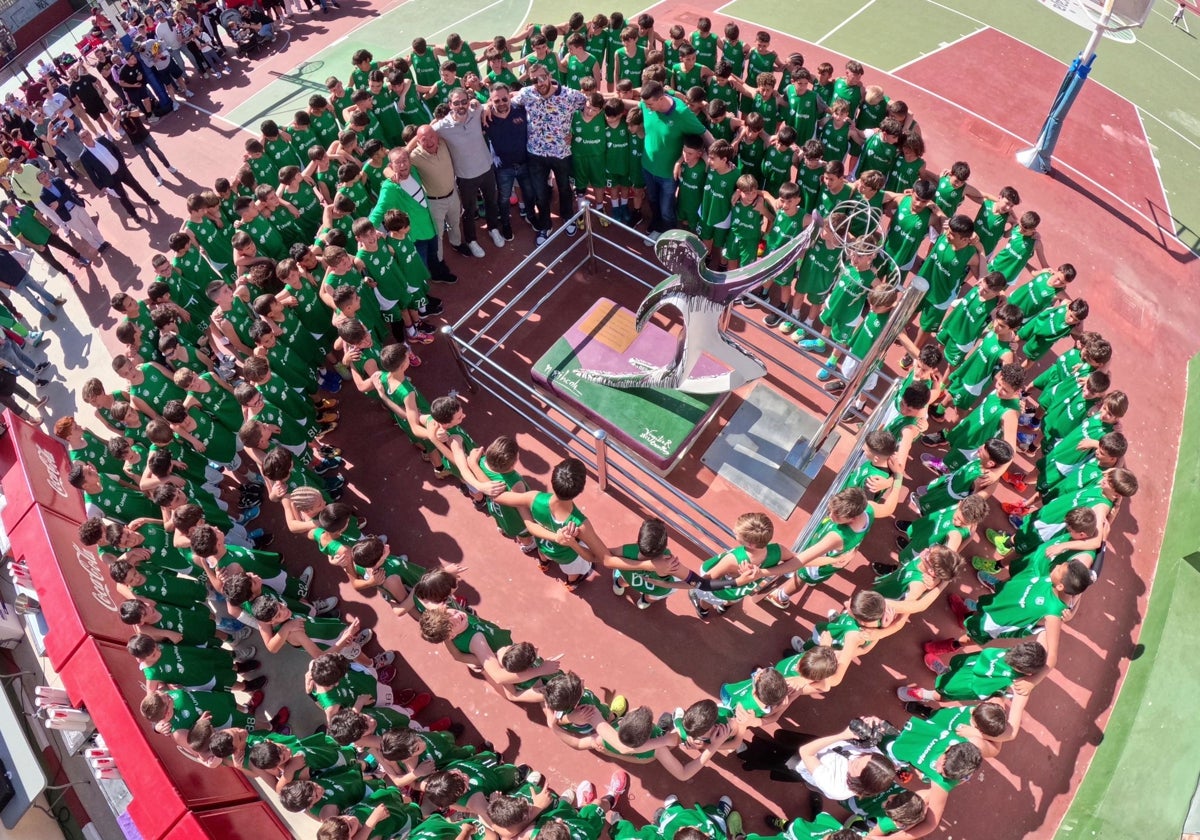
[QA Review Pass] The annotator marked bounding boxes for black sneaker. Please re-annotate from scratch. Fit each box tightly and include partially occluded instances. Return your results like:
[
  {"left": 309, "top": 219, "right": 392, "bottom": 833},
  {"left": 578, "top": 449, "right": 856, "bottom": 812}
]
[
  {"left": 764, "top": 313, "right": 782, "bottom": 327},
  {"left": 501, "top": 224, "right": 514, "bottom": 241},
  {"left": 871, "top": 562, "right": 898, "bottom": 576},
  {"left": 764, "top": 816, "right": 788, "bottom": 832},
  {"left": 253, "top": 532, "right": 274, "bottom": 549},
  {"left": 421, "top": 302, "right": 445, "bottom": 320},
  {"left": 313, "top": 457, "right": 343, "bottom": 475},
  {"left": 902, "top": 701, "right": 935, "bottom": 719},
  {"left": 895, "top": 519, "right": 913, "bottom": 533},
  {"left": 243, "top": 675, "right": 268, "bottom": 691},
  {"left": 416, "top": 320, "right": 436, "bottom": 334},
  {"left": 921, "top": 431, "right": 947, "bottom": 447},
  {"left": 453, "top": 243, "right": 473, "bottom": 257},
  {"left": 432, "top": 272, "right": 458, "bottom": 285},
  {"left": 895, "top": 535, "right": 910, "bottom": 550}
]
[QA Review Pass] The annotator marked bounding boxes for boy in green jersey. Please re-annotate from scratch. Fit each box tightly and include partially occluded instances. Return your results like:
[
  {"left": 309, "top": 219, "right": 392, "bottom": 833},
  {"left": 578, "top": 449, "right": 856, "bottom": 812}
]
[
  {"left": 821, "top": 284, "right": 898, "bottom": 389},
  {"left": 935, "top": 303, "right": 1022, "bottom": 414},
  {"left": 881, "top": 179, "right": 938, "bottom": 276},
  {"left": 783, "top": 68, "right": 822, "bottom": 142},
  {"left": 571, "top": 93, "right": 608, "bottom": 201},
  {"left": 817, "top": 99, "right": 856, "bottom": 164},
  {"left": 785, "top": 209, "right": 845, "bottom": 331},
  {"left": 697, "top": 140, "right": 740, "bottom": 268},
  {"left": 899, "top": 639, "right": 1046, "bottom": 704},
  {"left": 793, "top": 138, "right": 826, "bottom": 217},
  {"left": 453, "top": 436, "right": 537, "bottom": 555},
  {"left": 761, "top": 125, "right": 799, "bottom": 197},
  {"left": 421, "top": 394, "right": 485, "bottom": 507},
  {"left": 674, "top": 135, "right": 707, "bottom": 230},
  {"left": 873, "top": 544, "right": 965, "bottom": 621},
  {"left": 140, "top": 688, "right": 258, "bottom": 750},
  {"left": 889, "top": 494, "right": 987, "bottom": 577},
  {"left": 935, "top": 271, "right": 1008, "bottom": 368},
  {"left": 724, "top": 174, "right": 771, "bottom": 269},
  {"left": 691, "top": 17, "right": 719, "bottom": 70},
  {"left": 784, "top": 590, "right": 910, "bottom": 689},
  {"left": 562, "top": 34, "right": 601, "bottom": 90},
  {"left": 601, "top": 100, "right": 634, "bottom": 222},
  {"left": 965, "top": 185, "right": 1020, "bottom": 258},
  {"left": 718, "top": 667, "right": 790, "bottom": 727},
  {"left": 671, "top": 44, "right": 711, "bottom": 94},
  {"left": 128, "top": 633, "right": 260, "bottom": 695},
  {"left": 854, "top": 117, "right": 902, "bottom": 182},
  {"left": 931, "top": 160, "right": 971, "bottom": 221},
  {"left": 1007, "top": 263, "right": 1076, "bottom": 321},
  {"left": 912, "top": 214, "right": 982, "bottom": 348},
  {"left": 377, "top": 727, "right": 477, "bottom": 789},
  {"left": 767, "top": 481, "right": 904, "bottom": 609},
  {"left": 804, "top": 230, "right": 881, "bottom": 351},
  {"left": 885, "top": 382, "right": 932, "bottom": 474},
  {"left": 419, "top": 606, "right": 559, "bottom": 693},
  {"left": 885, "top": 131, "right": 926, "bottom": 193},
  {"left": 1018, "top": 298, "right": 1089, "bottom": 366},
  {"left": 613, "top": 26, "right": 646, "bottom": 87},
  {"left": 609, "top": 517, "right": 694, "bottom": 609},
  {"left": 720, "top": 21, "right": 746, "bottom": 77},
  {"left": 913, "top": 438, "right": 1012, "bottom": 520},
  {"left": 495, "top": 458, "right": 614, "bottom": 588},
  {"left": 691, "top": 512, "right": 797, "bottom": 617},
  {"left": 540, "top": 671, "right": 624, "bottom": 738},
  {"left": 924, "top": 363, "right": 1024, "bottom": 473},
  {"left": 988, "top": 210, "right": 1049, "bottom": 284},
  {"left": 759, "top": 183, "right": 806, "bottom": 329},
  {"left": 184, "top": 193, "right": 235, "bottom": 273}
]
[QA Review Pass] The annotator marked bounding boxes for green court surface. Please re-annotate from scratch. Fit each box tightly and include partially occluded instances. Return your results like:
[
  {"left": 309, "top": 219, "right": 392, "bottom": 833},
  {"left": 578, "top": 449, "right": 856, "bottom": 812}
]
[
  {"left": 1055, "top": 355, "right": 1200, "bottom": 839},
  {"left": 718, "top": 0, "right": 1200, "bottom": 251},
  {"left": 224, "top": 0, "right": 531, "bottom": 129}
]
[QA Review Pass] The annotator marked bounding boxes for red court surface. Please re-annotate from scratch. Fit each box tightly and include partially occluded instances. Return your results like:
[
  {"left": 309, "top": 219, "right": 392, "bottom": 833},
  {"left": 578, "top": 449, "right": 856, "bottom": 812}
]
[
  {"left": 893, "top": 26, "right": 1170, "bottom": 225},
  {"left": 59, "top": 0, "right": 1200, "bottom": 837}
]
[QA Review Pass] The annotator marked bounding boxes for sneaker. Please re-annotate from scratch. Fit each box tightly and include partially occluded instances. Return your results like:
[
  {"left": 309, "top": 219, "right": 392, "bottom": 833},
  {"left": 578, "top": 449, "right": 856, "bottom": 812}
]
[
  {"left": 415, "top": 320, "right": 437, "bottom": 334},
  {"left": 895, "top": 535, "right": 910, "bottom": 550},
  {"left": 243, "top": 675, "right": 268, "bottom": 691},
  {"left": 1001, "top": 500, "right": 1034, "bottom": 517},
  {"left": 167, "top": 166, "right": 179, "bottom": 174},
  {"left": 408, "top": 330, "right": 434, "bottom": 345},
  {"left": 235, "top": 505, "right": 260, "bottom": 525},
  {"left": 1008, "top": 513, "right": 1025, "bottom": 529},
  {"left": 312, "top": 596, "right": 339, "bottom": 615},
  {"left": 230, "top": 626, "right": 254, "bottom": 643},
  {"left": 576, "top": 780, "right": 597, "bottom": 806},
  {"left": 501, "top": 224, "right": 514, "bottom": 242},
  {"left": 977, "top": 570, "right": 1001, "bottom": 591},
  {"left": 252, "top": 531, "right": 274, "bottom": 549},
  {"left": 565, "top": 222, "right": 578, "bottom": 236},
  {"left": 636, "top": 595, "right": 653, "bottom": 609},
  {"left": 246, "top": 690, "right": 264, "bottom": 710},
  {"left": 313, "top": 457, "right": 343, "bottom": 475},
  {"left": 604, "top": 769, "right": 629, "bottom": 804},
  {"left": 609, "top": 695, "right": 628, "bottom": 717},
  {"left": 233, "top": 645, "right": 257, "bottom": 663},
  {"left": 351, "top": 628, "right": 374, "bottom": 647},
  {"left": 922, "top": 638, "right": 958, "bottom": 657},
  {"left": 406, "top": 691, "right": 432, "bottom": 716},
  {"left": 155, "top": 176, "right": 164, "bottom": 186},
  {"left": 919, "top": 453, "right": 948, "bottom": 474},
  {"left": 985, "top": 529, "right": 1014, "bottom": 556},
  {"left": 467, "top": 241, "right": 485, "bottom": 258},
  {"left": 789, "top": 635, "right": 806, "bottom": 654},
  {"left": 898, "top": 354, "right": 914, "bottom": 370},
  {"left": 727, "top": 811, "right": 743, "bottom": 839},
  {"left": 894, "top": 519, "right": 912, "bottom": 534},
  {"left": 535, "top": 230, "right": 550, "bottom": 246},
  {"left": 822, "top": 378, "right": 845, "bottom": 393},
  {"left": 611, "top": 570, "right": 626, "bottom": 596},
  {"left": 716, "top": 796, "right": 733, "bottom": 819},
  {"left": 816, "top": 362, "right": 834, "bottom": 382},
  {"left": 377, "top": 666, "right": 397, "bottom": 684},
  {"left": 871, "top": 562, "right": 898, "bottom": 576},
  {"left": 267, "top": 706, "right": 290, "bottom": 732},
  {"left": 688, "top": 589, "right": 709, "bottom": 619},
  {"left": 896, "top": 685, "right": 933, "bottom": 703},
  {"left": 902, "top": 701, "right": 935, "bottom": 719},
  {"left": 923, "top": 653, "right": 950, "bottom": 674},
  {"left": 489, "top": 228, "right": 505, "bottom": 248},
  {"left": 763, "top": 816, "right": 788, "bottom": 832},
  {"left": 1016, "top": 431, "right": 1038, "bottom": 447},
  {"left": 971, "top": 556, "right": 1002, "bottom": 574},
  {"left": 921, "top": 431, "right": 947, "bottom": 447},
  {"left": 798, "top": 338, "right": 827, "bottom": 352},
  {"left": 373, "top": 651, "right": 396, "bottom": 669},
  {"left": 1018, "top": 412, "right": 1040, "bottom": 429},
  {"left": 764, "top": 313, "right": 782, "bottom": 328},
  {"left": 779, "top": 320, "right": 798, "bottom": 334},
  {"left": 426, "top": 716, "right": 453, "bottom": 731},
  {"left": 766, "top": 589, "right": 790, "bottom": 609},
  {"left": 947, "top": 593, "right": 972, "bottom": 625}
]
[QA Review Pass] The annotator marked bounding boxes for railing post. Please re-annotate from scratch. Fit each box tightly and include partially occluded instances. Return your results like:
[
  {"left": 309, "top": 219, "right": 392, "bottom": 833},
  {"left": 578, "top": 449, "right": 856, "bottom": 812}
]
[
  {"left": 439, "top": 325, "right": 478, "bottom": 393},
  {"left": 592, "top": 428, "right": 609, "bottom": 491},
  {"left": 795, "top": 276, "right": 929, "bottom": 469},
  {"left": 580, "top": 199, "right": 596, "bottom": 271}
]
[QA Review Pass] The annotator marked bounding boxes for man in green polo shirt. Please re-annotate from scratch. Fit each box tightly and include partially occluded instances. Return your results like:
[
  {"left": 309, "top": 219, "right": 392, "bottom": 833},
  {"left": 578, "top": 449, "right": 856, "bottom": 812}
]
[
  {"left": 2, "top": 198, "right": 88, "bottom": 280},
  {"left": 369, "top": 147, "right": 456, "bottom": 283},
  {"left": 638, "top": 80, "right": 712, "bottom": 236}
]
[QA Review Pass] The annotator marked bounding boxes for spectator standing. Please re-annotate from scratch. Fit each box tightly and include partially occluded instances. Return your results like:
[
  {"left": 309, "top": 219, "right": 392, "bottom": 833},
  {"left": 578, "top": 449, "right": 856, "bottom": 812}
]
[
  {"left": 482, "top": 82, "right": 532, "bottom": 241},
  {"left": 408, "top": 126, "right": 465, "bottom": 263},
  {"left": 369, "top": 147, "right": 456, "bottom": 283},
  {"left": 36, "top": 168, "right": 109, "bottom": 253},
  {"left": 0, "top": 224, "right": 67, "bottom": 320},
  {"left": 1, "top": 197, "right": 89, "bottom": 282},
  {"left": 432, "top": 90, "right": 506, "bottom": 253},
  {"left": 117, "top": 52, "right": 159, "bottom": 119},
  {"left": 78, "top": 129, "right": 160, "bottom": 221},
  {"left": 67, "top": 65, "right": 121, "bottom": 140},
  {"left": 639, "top": 79, "right": 712, "bottom": 237},
  {"left": 510, "top": 64, "right": 586, "bottom": 244},
  {"left": 115, "top": 104, "right": 179, "bottom": 186}
]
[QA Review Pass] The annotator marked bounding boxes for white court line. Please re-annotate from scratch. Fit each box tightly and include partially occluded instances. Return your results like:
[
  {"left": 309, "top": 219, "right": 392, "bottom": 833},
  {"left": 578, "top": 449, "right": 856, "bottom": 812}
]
[
  {"left": 719, "top": 10, "right": 1194, "bottom": 253},
  {"left": 889, "top": 26, "right": 988, "bottom": 73},
  {"left": 815, "top": 0, "right": 879, "bottom": 45},
  {"left": 1137, "top": 40, "right": 1200, "bottom": 83},
  {"left": 713, "top": 0, "right": 739, "bottom": 13},
  {"left": 1139, "top": 107, "right": 1200, "bottom": 153},
  {"left": 422, "top": 0, "right": 509, "bottom": 43},
  {"left": 919, "top": 0, "right": 987, "bottom": 27},
  {"left": 1134, "top": 105, "right": 1176, "bottom": 225}
]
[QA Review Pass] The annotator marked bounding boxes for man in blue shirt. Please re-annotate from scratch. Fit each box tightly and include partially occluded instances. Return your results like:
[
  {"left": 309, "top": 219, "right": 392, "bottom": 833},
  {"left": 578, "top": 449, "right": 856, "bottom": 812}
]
[{"left": 483, "top": 83, "right": 534, "bottom": 242}]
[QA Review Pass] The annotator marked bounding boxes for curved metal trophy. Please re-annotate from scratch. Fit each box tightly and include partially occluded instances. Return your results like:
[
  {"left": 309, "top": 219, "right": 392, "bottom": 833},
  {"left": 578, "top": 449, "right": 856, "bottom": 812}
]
[{"left": 577, "top": 221, "right": 818, "bottom": 394}]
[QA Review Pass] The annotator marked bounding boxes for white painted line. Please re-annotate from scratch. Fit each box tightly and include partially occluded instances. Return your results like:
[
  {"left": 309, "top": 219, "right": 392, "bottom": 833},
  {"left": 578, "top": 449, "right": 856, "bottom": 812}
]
[
  {"left": 919, "top": 0, "right": 987, "bottom": 27},
  {"left": 717, "top": 10, "right": 1196, "bottom": 255},
  {"left": 1138, "top": 108, "right": 1200, "bottom": 154},
  {"left": 1135, "top": 105, "right": 1176, "bottom": 228},
  {"left": 423, "top": 0, "right": 509, "bottom": 42},
  {"left": 889, "top": 26, "right": 988, "bottom": 73},
  {"left": 1137, "top": 40, "right": 1200, "bottom": 84},
  {"left": 512, "top": 0, "right": 534, "bottom": 37},
  {"left": 815, "top": 0, "right": 879, "bottom": 45}
]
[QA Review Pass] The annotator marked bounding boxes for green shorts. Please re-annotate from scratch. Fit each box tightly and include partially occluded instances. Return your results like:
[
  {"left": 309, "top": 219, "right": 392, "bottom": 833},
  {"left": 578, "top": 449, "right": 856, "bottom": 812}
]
[
  {"left": 724, "top": 235, "right": 759, "bottom": 266},
  {"left": 605, "top": 174, "right": 632, "bottom": 189},
  {"left": 572, "top": 156, "right": 607, "bottom": 190},
  {"left": 918, "top": 302, "right": 950, "bottom": 333},
  {"left": 628, "top": 166, "right": 645, "bottom": 189},
  {"left": 697, "top": 224, "right": 730, "bottom": 252}
]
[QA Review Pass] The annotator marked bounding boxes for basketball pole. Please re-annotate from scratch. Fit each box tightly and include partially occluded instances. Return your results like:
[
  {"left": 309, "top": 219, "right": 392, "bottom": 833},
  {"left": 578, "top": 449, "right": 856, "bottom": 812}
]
[{"left": 1017, "top": 0, "right": 1118, "bottom": 173}]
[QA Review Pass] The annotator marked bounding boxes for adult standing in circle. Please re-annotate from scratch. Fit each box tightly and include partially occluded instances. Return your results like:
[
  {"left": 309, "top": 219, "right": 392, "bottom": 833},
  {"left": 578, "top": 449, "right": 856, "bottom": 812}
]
[
  {"left": 639, "top": 79, "right": 712, "bottom": 240},
  {"left": 509, "top": 64, "right": 586, "bottom": 244}
]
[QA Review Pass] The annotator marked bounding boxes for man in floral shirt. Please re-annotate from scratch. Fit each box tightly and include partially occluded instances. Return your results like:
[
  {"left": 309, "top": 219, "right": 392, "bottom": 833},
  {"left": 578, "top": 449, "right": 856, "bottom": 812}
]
[{"left": 510, "top": 65, "right": 586, "bottom": 244}]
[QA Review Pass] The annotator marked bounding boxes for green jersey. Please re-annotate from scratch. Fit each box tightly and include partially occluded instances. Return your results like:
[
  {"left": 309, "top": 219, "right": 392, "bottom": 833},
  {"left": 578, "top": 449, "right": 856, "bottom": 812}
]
[
  {"left": 937, "top": 287, "right": 1000, "bottom": 366},
  {"left": 745, "top": 813, "right": 842, "bottom": 840},
  {"left": 676, "top": 158, "right": 707, "bottom": 226},
  {"left": 918, "top": 458, "right": 984, "bottom": 515},
  {"left": 820, "top": 263, "right": 873, "bottom": 344},
  {"left": 884, "top": 195, "right": 933, "bottom": 271},
  {"left": 477, "top": 457, "right": 529, "bottom": 538},
  {"left": 818, "top": 118, "right": 851, "bottom": 163},
  {"left": 857, "top": 132, "right": 898, "bottom": 181},
  {"left": 529, "top": 493, "right": 587, "bottom": 563},
  {"left": 312, "top": 666, "right": 377, "bottom": 710},
  {"left": 165, "top": 688, "right": 251, "bottom": 732},
  {"left": 671, "top": 62, "right": 704, "bottom": 93},
  {"left": 613, "top": 543, "right": 678, "bottom": 598},
  {"left": 132, "top": 568, "right": 207, "bottom": 609},
  {"left": 918, "top": 234, "right": 975, "bottom": 312},
  {"left": 785, "top": 86, "right": 820, "bottom": 141},
  {"left": 691, "top": 31, "right": 718, "bottom": 69},
  {"left": 746, "top": 48, "right": 778, "bottom": 82},
  {"left": 816, "top": 181, "right": 853, "bottom": 220},
  {"left": 934, "top": 647, "right": 1019, "bottom": 700},
  {"left": 737, "top": 133, "right": 765, "bottom": 181},
  {"left": 796, "top": 161, "right": 825, "bottom": 216},
  {"left": 873, "top": 554, "right": 930, "bottom": 601},
  {"left": 944, "top": 392, "right": 1019, "bottom": 470},
  {"left": 972, "top": 199, "right": 1011, "bottom": 257},
  {"left": 965, "top": 570, "right": 1069, "bottom": 643},
  {"left": 886, "top": 706, "right": 972, "bottom": 791},
  {"left": 841, "top": 459, "right": 891, "bottom": 501},
  {"left": 831, "top": 77, "right": 863, "bottom": 118},
  {"left": 379, "top": 371, "right": 432, "bottom": 450},
  {"left": 702, "top": 543, "right": 783, "bottom": 602},
  {"left": 410, "top": 50, "right": 441, "bottom": 86},
  {"left": 719, "top": 674, "right": 772, "bottom": 718},
  {"left": 130, "top": 363, "right": 187, "bottom": 415},
  {"left": 564, "top": 53, "right": 598, "bottom": 89},
  {"left": 450, "top": 613, "right": 513, "bottom": 657},
  {"left": 184, "top": 216, "right": 234, "bottom": 271},
  {"left": 305, "top": 765, "right": 366, "bottom": 818},
  {"left": 945, "top": 330, "right": 1010, "bottom": 409},
  {"left": 722, "top": 39, "right": 747, "bottom": 76},
  {"left": 1007, "top": 270, "right": 1060, "bottom": 320},
  {"left": 793, "top": 235, "right": 841, "bottom": 298},
  {"left": 142, "top": 644, "right": 235, "bottom": 691},
  {"left": 933, "top": 175, "right": 966, "bottom": 217},
  {"left": 149, "top": 603, "right": 217, "bottom": 647},
  {"left": 886, "top": 153, "right": 925, "bottom": 193},
  {"left": 898, "top": 505, "right": 969, "bottom": 565},
  {"left": 309, "top": 108, "right": 340, "bottom": 146},
  {"left": 1018, "top": 304, "right": 1073, "bottom": 361},
  {"left": 761, "top": 143, "right": 795, "bottom": 195},
  {"left": 534, "top": 800, "right": 605, "bottom": 840},
  {"left": 446, "top": 43, "right": 481, "bottom": 78},
  {"left": 794, "top": 512, "right": 872, "bottom": 584},
  {"left": 846, "top": 308, "right": 889, "bottom": 362},
  {"left": 988, "top": 230, "right": 1037, "bottom": 283},
  {"left": 700, "top": 165, "right": 740, "bottom": 228},
  {"left": 614, "top": 47, "right": 645, "bottom": 86}
]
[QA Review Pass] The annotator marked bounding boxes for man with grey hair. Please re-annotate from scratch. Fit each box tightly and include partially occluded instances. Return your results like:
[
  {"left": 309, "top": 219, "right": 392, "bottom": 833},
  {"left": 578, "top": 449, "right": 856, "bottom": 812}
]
[{"left": 407, "top": 125, "right": 466, "bottom": 261}]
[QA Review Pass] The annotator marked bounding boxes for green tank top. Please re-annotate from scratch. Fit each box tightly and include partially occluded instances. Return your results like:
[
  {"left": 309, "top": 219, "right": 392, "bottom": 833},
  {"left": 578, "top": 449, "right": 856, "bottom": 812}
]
[
  {"left": 450, "top": 613, "right": 513, "bottom": 656},
  {"left": 886, "top": 154, "right": 925, "bottom": 192},
  {"left": 142, "top": 644, "right": 231, "bottom": 690},
  {"left": 887, "top": 705, "right": 972, "bottom": 791},
  {"left": 728, "top": 198, "right": 763, "bottom": 244},
  {"left": 933, "top": 176, "right": 965, "bottom": 217},
  {"left": 973, "top": 199, "right": 1009, "bottom": 256},
  {"left": 312, "top": 666, "right": 376, "bottom": 710},
  {"left": 167, "top": 687, "right": 247, "bottom": 731},
  {"left": 988, "top": 231, "right": 1037, "bottom": 283},
  {"left": 796, "top": 511, "right": 872, "bottom": 584},
  {"left": 719, "top": 674, "right": 771, "bottom": 718},
  {"left": 613, "top": 543, "right": 677, "bottom": 597},
  {"left": 873, "top": 555, "right": 928, "bottom": 600},
  {"left": 133, "top": 569, "right": 207, "bottom": 609},
  {"left": 529, "top": 493, "right": 587, "bottom": 562},
  {"left": 676, "top": 160, "right": 707, "bottom": 221},
  {"left": 937, "top": 287, "right": 1000, "bottom": 366},
  {"left": 478, "top": 458, "right": 528, "bottom": 538},
  {"left": 917, "top": 234, "right": 974, "bottom": 309},
  {"left": 786, "top": 87, "right": 820, "bottom": 140},
  {"left": 883, "top": 195, "right": 932, "bottom": 269},
  {"left": 702, "top": 543, "right": 783, "bottom": 602}
]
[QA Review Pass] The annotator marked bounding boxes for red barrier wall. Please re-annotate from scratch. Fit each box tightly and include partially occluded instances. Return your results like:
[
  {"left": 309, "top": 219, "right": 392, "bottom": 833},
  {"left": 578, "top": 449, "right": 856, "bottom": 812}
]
[
  {"left": 0, "top": 411, "right": 85, "bottom": 532},
  {"left": 164, "top": 802, "right": 292, "bottom": 840}
]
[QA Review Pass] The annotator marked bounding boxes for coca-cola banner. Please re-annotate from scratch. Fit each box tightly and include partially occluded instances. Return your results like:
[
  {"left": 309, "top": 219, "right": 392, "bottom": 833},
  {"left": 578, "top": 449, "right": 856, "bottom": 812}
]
[
  {"left": 60, "top": 639, "right": 263, "bottom": 839},
  {"left": 10, "top": 507, "right": 124, "bottom": 668},
  {"left": 0, "top": 410, "right": 85, "bottom": 533}
]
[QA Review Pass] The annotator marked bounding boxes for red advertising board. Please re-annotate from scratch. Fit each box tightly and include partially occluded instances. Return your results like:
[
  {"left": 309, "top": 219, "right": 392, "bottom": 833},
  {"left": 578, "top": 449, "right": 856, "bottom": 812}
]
[
  {"left": 0, "top": 410, "right": 85, "bottom": 533},
  {"left": 164, "top": 802, "right": 292, "bottom": 840},
  {"left": 9, "top": 507, "right": 125, "bottom": 668},
  {"left": 59, "top": 638, "right": 263, "bottom": 839}
]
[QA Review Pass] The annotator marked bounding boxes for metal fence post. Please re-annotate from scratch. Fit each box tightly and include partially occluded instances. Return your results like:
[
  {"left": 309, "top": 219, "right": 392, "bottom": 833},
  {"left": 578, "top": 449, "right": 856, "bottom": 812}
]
[
  {"left": 592, "top": 428, "right": 609, "bottom": 491},
  {"left": 439, "top": 325, "right": 478, "bottom": 393},
  {"left": 580, "top": 199, "right": 596, "bottom": 271},
  {"left": 795, "top": 276, "right": 929, "bottom": 468}
]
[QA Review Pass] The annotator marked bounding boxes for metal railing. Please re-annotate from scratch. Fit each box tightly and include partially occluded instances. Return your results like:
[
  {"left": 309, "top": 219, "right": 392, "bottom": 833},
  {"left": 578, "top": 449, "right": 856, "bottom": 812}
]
[{"left": 442, "top": 203, "right": 907, "bottom": 557}]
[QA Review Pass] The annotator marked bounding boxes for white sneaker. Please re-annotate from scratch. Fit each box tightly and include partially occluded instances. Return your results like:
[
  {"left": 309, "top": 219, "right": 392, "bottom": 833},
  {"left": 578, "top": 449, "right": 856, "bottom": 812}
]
[
  {"left": 351, "top": 627, "right": 373, "bottom": 647},
  {"left": 184, "top": 90, "right": 195, "bottom": 98},
  {"left": 312, "top": 596, "right": 338, "bottom": 615},
  {"left": 167, "top": 166, "right": 179, "bottom": 174},
  {"left": 489, "top": 228, "right": 505, "bottom": 248},
  {"left": 467, "top": 241, "right": 485, "bottom": 258}
]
